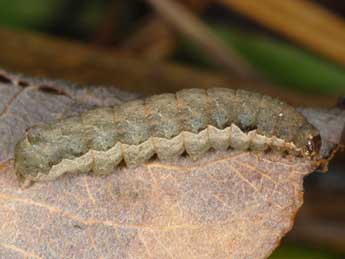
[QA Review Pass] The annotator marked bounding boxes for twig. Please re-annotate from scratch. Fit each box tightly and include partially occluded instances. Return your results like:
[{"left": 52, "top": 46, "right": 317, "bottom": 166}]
[
  {"left": 146, "top": 0, "right": 260, "bottom": 80},
  {"left": 120, "top": 0, "right": 211, "bottom": 59},
  {"left": 120, "top": 17, "right": 177, "bottom": 60}
]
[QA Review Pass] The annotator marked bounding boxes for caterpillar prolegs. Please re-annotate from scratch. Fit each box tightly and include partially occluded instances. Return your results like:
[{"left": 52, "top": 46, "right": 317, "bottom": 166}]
[{"left": 14, "top": 88, "right": 321, "bottom": 183}]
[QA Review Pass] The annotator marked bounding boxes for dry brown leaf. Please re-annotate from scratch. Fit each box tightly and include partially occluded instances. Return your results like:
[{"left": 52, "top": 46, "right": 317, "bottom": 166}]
[
  {"left": 0, "top": 71, "right": 342, "bottom": 258},
  {"left": 0, "top": 150, "right": 314, "bottom": 258}
]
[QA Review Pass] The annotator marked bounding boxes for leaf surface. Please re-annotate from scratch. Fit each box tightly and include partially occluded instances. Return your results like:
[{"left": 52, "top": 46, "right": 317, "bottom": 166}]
[
  {"left": 0, "top": 72, "right": 342, "bottom": 258},
  {"left": 0, "top": 151, "right": 314, "bottom": 258}
]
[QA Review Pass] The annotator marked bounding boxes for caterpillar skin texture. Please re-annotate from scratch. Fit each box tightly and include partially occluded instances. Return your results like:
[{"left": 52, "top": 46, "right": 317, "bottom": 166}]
[{"left": 15, "top": 88, "right": 321, "bottom": 183}]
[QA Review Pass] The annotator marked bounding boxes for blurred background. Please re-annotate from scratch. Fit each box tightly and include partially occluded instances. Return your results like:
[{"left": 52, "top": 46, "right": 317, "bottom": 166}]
[{"left": 0, "top": 0, "right": 344, "bottom": 257}]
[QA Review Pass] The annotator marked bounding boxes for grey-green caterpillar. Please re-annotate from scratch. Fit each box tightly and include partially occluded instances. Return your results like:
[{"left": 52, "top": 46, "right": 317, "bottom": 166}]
[{"left": 14, "top": 88, "right": 321, "bottom": 184}]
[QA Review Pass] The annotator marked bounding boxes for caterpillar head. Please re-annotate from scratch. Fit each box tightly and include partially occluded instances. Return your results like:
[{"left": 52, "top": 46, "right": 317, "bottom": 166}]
[
  {"left": 305, "top": 134, "right": 322, "bottom": 158},
  {"left": 294, "top": 123, "right": 321, "bottom": 159}
]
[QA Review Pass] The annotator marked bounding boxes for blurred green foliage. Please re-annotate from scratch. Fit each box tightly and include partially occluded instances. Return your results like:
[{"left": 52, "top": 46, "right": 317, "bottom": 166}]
[
  {"left": 0, "top": 0, "right": 60, "bottom": 28},
  {"left": 177, "top": 25, "right": 345, "bottom": 95},
  {"left": 0, "top": 0, "right": 107, "bottom": 38}
]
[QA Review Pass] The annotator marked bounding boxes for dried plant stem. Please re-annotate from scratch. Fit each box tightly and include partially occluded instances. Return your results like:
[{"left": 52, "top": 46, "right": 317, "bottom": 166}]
[
  {"left": 267, "top": 0, "right": 345, "bottom": 43},
  {"left": 220, "top": 0, "right": 345, "bottom": 65},
  {"left": 146, "top": 0, "right": 260, "bottom": 80},
  {"left": 121, "top": 0, "right": 211, "bottom": 59}
]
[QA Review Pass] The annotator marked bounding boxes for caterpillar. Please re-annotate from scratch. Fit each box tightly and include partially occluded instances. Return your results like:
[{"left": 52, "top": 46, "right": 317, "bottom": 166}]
[{"left": 14, "top": 88, "right": 321, "bottom": 184}]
